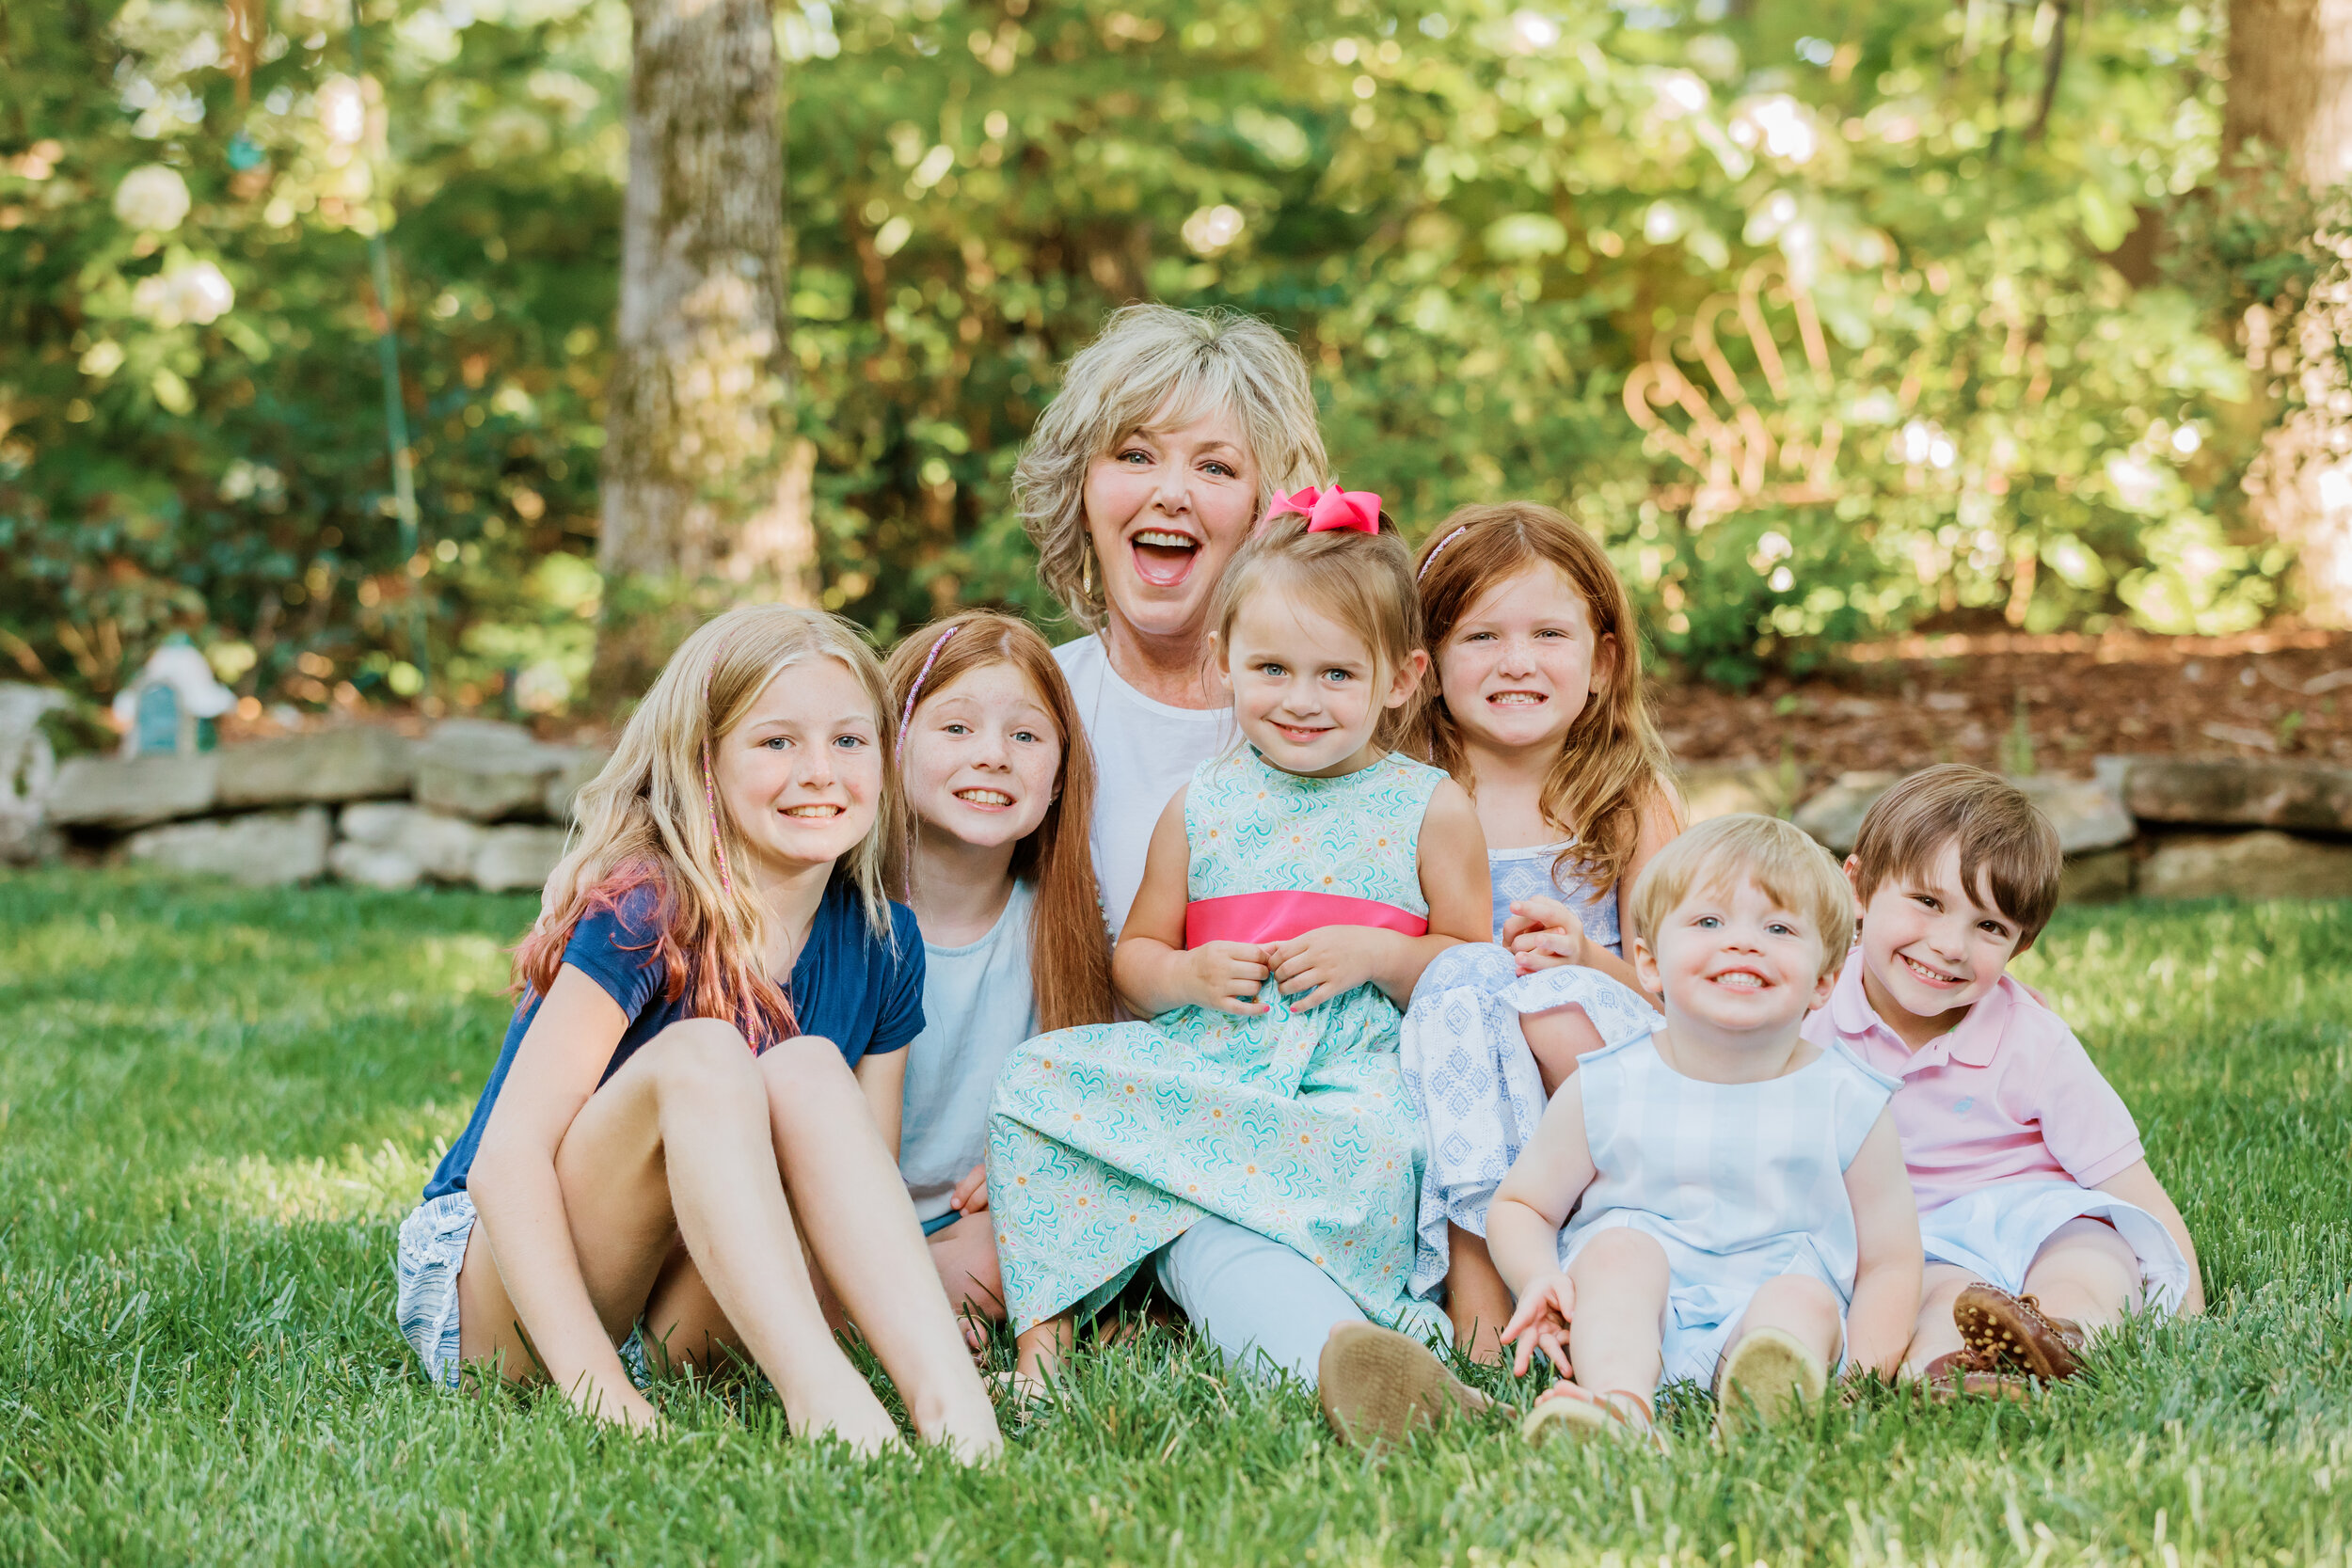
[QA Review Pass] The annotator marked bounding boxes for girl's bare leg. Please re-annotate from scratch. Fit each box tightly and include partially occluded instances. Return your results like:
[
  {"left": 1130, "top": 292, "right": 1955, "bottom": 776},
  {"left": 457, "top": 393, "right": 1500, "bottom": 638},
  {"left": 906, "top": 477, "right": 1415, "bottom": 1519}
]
[
  {"left": 927, "top": 1213, "right": 1008, "bottom": 1349},
  {"left": 1519, "top": 1005, "right": 1600, "bottom": 1097},
  {"left": 1443, "top": 1225, "right": 1513, "bottom": 1364},
  {"left": 455, "top": 1020, "right": 899, "bottom": 1449},
  {"left": 1563, "top": 1227, "right": 1671, "bottom": 1399},
  {"left": 757, "top": 1037, "right": 1004, "bottom": 1461},
  {"left": 1014, "top": 1311, "right": 1076, "bottom": 1390},
  {"left": 2020, "top": 1216, "right": 2143, "bottom": 1330}
]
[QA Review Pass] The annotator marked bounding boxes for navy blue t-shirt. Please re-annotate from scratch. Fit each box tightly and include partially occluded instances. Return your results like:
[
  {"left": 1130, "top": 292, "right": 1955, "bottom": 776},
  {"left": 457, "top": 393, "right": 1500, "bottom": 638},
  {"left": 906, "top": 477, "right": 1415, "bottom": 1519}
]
[{"left": 423, "top": 876, "right": 925, "bottom": 1199}]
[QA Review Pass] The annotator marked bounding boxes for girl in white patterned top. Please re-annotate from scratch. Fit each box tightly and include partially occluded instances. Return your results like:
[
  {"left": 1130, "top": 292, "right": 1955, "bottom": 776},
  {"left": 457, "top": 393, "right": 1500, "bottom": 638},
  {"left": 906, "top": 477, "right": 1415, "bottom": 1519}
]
[{"left": 1397, "top": 503, "right": 1685, "bottom": 1358}]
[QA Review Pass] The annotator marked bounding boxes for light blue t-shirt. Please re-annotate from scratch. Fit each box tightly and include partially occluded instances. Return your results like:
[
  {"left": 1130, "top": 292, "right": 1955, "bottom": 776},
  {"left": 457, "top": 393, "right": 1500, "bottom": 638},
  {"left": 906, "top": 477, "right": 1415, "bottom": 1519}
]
[{"left": 899, "top": 879, "right": 1038, "bottom": 1224}]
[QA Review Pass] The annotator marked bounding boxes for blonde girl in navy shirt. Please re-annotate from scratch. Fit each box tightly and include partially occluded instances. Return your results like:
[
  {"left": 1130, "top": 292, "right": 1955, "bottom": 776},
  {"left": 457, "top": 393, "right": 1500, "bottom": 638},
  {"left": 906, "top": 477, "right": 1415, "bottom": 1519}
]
[{"left": 392, "top": 605, "right": 1001, "bottom": 1461}]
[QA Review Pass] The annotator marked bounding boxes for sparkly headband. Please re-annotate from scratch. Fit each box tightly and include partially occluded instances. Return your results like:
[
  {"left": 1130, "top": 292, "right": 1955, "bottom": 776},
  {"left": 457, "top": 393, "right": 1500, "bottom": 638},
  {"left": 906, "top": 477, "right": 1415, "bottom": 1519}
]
[
  {"left": 896, "top": 626, "right": 959, "bottom": 753},
  {"left": 699, "top": 641, "right": 733, "bottom": 899},
  {"left": 1417, "top": 525, "right": 1470, "bottom": 582}
]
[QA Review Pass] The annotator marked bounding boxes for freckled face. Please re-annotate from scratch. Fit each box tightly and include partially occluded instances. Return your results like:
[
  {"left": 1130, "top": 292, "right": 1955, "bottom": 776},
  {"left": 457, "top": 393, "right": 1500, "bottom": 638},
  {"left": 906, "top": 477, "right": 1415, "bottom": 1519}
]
[
  {"left": 899, "top": 662, "right": 1063, "bottom": 852},
  {"left": 1436, "top": 564, "right": 1613, "bottom": 755},
  {"left": 711, "top": 657, "right": 882, "bottom": 875}
]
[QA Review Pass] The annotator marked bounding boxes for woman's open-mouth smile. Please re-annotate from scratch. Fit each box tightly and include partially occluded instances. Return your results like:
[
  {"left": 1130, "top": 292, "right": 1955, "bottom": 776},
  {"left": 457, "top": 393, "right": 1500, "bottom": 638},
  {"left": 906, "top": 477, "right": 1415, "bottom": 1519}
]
[{"left": 1130, "top": 528, "right": 1200, "bottom": 588}]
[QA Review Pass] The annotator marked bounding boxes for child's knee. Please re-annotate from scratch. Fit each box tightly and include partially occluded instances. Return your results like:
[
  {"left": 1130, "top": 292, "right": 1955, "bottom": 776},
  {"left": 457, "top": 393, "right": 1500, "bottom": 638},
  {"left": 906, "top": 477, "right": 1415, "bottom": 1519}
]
[
  {"left": 647, "top": 1018, "right": 760, "bottom": 1092},
  {"left": 1424, "top": 941, "right": 1517, "bottom": 995},
  {"left": 1572, "top": 1227, "right": 1668, "bottom": 1285},
  {"left": 755, "top": 1033, "right": 854, "bottom": 1093}
]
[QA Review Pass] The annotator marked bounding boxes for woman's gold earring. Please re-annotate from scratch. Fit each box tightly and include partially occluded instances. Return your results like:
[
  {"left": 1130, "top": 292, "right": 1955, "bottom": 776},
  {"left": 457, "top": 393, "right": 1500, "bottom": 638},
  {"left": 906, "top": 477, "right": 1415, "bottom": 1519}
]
[{"left": 1082, "top": 546, "right": 1096, "bottom": 599}]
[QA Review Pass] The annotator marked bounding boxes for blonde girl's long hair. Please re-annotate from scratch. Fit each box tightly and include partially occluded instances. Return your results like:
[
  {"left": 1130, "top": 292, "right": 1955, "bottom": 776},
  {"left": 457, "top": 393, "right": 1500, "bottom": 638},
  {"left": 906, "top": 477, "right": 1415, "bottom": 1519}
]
[
  {"left": 514, "top": 605, "right": 903, "bottom": 1047},
  {"left": 882, "top": 611, "right": 1116, "bottom": 1033},
  {"left": 1410, "top": 503, "right": 1680, "bottom": 895}
]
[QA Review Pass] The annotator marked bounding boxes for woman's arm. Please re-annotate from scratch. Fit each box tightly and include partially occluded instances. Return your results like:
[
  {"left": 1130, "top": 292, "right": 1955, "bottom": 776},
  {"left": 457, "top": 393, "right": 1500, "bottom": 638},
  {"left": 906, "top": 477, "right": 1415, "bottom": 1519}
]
[
  {"left": 1839, "top": 1109, "right": 1925, "bottom": 1379},
  {"left": 2094, "top": 1158, "right": 2205, "bottom": 1315},
  {"left": 466, "top": 966, "right": 647, "bottom": 1419},
  {"left": 1267, "top": 779, "right": 1491, "bottom": 1010},
  {"left": 1111, "top": 787, "right": 1271, "bottom": 1019},
  {"left": 853, "top": 1046, "right": 907, "bottom": 1161}
]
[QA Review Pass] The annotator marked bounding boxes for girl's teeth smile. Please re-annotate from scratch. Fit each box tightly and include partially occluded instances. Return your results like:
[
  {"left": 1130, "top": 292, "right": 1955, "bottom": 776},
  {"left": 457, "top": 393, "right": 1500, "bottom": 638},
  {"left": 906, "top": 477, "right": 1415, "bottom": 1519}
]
[
  {"left": 1489, "top": 691, "right": 1546, "bottom": 705},
  {"left": 784, "top": 804, "right": 842, "bottom": 818},
  {"left": 956, "top": 788, "right": 1012, "bottom": 807},
  {"left": 1710, "top": 971, "right": 1765, "bottom": 990}
]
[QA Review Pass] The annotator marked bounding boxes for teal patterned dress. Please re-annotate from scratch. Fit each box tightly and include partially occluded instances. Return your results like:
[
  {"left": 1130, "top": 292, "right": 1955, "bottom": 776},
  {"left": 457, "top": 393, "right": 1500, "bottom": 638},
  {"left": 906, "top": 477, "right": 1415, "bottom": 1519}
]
[{"left": 987, "top": 747, "right": 1446, "bottom": 1334}]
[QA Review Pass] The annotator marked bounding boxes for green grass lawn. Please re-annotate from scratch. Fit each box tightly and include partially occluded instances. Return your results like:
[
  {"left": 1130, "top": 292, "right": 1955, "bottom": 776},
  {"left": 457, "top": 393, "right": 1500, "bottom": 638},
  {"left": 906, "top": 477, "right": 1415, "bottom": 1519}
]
[{"left": 2, "top": 870, "right": 2348, "bottom": 1565}]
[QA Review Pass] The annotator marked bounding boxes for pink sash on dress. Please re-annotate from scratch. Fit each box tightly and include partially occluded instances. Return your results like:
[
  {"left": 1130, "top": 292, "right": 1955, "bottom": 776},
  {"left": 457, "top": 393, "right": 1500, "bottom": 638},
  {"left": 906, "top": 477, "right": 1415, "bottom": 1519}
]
[{"left": 1183, "top": 890, "right": 1427, "bottom": 948}]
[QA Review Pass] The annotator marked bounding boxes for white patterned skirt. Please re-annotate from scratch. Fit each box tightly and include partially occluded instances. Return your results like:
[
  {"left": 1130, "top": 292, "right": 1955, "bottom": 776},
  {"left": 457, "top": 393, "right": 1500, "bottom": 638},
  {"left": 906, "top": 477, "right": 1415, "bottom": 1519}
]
[
  {"left": 1397, "top": 943, "right": 1664, "bottom": 1297},
  {"left": 1920, "top": 1180, "right": 2192, "bottom": 1313}
]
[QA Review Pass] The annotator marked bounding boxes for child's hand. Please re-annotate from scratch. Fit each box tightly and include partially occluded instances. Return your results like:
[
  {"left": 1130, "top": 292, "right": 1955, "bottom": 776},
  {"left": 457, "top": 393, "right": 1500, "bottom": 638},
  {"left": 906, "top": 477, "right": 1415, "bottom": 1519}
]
[
  {"left": 1183, "top": 942, "right": 1273, "bottom": 1016},
  {"left": 950, "top": 1163, "right": 989, "bottom": 1217},
  {"left": 1500, "top": 1269, "right": 1578, "bottom": 1379},
  {"left": 1266, "top": 927, "right": 1396, "bottom": 1011},
  {"left": 1502, "top": 897, "right": 1591, "bottom": 974}
]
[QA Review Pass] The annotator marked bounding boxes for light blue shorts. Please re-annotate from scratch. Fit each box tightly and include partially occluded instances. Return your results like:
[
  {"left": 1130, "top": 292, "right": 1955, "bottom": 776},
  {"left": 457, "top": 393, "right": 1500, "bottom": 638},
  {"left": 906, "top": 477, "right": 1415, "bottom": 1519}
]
[{"left": 392, "top": 1191, "right": 650, "bottom": 1388}]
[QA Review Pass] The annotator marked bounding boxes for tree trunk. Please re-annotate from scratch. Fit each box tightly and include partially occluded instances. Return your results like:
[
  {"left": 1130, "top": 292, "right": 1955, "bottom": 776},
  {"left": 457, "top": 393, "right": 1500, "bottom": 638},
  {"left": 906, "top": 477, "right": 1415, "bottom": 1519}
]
[
  {"left": 2232, "top": 0, "right": 2352, "bottom": 623},
  {"left": 2227, "top": 0, "right": 2352, "bottom": 186},
  {"left": 597, "top": 0, "right": 816, "bottom": 609}
]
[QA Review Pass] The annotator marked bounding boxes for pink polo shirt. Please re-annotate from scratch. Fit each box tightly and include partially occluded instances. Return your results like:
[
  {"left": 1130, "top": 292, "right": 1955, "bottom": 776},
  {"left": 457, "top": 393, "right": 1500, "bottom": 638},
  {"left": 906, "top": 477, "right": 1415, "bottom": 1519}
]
[{"left": 1800, "top": 957, "right": 2145, "bottom": 1214}]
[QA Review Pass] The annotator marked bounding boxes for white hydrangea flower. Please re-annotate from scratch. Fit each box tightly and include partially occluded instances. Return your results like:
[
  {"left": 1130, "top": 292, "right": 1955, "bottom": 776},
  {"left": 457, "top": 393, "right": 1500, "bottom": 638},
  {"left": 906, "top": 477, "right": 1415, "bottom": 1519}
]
[{"left": 112, "top": 164, "right": 191, "bottom": 232}]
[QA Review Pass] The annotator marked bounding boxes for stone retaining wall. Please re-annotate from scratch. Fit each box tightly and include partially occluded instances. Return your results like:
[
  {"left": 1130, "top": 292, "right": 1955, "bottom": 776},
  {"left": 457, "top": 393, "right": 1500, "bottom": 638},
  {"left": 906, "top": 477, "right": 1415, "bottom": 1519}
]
[
  {"left": 19, "top": 712, "right": 2352, "bottom": 905},
  {"left": 1683, "top": 755, "right": 2352, "bottom": 903},
  {"left": 38, "top": 719, "right": 603, "bottom": 891}
]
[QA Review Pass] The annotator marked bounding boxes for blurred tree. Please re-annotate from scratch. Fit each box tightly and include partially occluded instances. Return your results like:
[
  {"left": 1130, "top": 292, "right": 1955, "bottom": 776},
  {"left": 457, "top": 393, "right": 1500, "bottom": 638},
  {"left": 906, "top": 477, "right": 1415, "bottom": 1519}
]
[
  {"left": 596, "top": 0, "right": 815, "bottom": 691},
  {"left": 2228, "top": 0, "right": 2352, "bottom": 620}
]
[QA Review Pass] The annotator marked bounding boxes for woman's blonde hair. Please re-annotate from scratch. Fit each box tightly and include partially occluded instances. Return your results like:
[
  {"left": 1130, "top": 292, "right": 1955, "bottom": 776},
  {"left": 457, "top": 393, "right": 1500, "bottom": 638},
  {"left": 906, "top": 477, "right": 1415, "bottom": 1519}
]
[
  {"left": 1410, "top": 502, "right": 1680, "bottom": 896},
  {"left": 882, "top": 610, "right": 1117, "bottom": 1033},
  {"left": 1015, "top": 304, "right": 1328, "bottom": 629},
  {"left": 1626, "top": 814, "right": 1855, "bottom": 981},
  {"left": 1207, "top": 507, "right": 1424, "bottom": 754},
  {"left": 515, "top": 605, "right": 901, "bottom": 1046}
]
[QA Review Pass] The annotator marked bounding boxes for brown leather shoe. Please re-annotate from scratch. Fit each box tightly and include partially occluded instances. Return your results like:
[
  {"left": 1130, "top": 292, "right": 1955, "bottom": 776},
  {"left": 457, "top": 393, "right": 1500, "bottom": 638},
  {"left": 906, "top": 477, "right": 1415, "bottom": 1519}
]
[
  {"left": 1954, "top": 1284, "right": 2087, "bottom": 1381},
  {"left": 1917, "top": 1349, "right": 2033, "bottom": 1403}
]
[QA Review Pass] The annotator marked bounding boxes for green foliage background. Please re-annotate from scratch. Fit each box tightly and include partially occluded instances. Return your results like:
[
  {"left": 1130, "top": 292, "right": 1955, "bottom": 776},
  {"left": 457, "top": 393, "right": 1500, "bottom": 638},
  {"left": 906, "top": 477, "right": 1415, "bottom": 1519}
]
[{"left": 0, "top": 0, "right": 2317, "bottom": 712}]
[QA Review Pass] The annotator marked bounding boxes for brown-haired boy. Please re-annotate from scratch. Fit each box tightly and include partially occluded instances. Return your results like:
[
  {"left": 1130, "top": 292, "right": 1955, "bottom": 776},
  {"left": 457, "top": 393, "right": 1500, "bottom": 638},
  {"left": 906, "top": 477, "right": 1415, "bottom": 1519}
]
[{"left": 1801, "top": 765, "right": 2202, "bottom": 1392}]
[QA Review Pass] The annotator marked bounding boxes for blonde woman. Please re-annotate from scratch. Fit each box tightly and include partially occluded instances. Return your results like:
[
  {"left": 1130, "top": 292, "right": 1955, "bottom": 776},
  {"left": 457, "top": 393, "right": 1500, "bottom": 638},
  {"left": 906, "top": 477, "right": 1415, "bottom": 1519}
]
[
  {"left": 391, "top": 605, "right": 1000, "bottom": 1461},
  {"left": 1016, "top": 303, "right": 1328, "bottom": 935}
]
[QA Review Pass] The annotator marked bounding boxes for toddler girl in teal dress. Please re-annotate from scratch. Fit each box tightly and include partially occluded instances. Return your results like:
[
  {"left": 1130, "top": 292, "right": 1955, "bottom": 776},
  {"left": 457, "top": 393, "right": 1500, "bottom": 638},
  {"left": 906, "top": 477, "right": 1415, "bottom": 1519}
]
[{"left": 987, "top": 486, "right": 1492, "bottom": 1396}]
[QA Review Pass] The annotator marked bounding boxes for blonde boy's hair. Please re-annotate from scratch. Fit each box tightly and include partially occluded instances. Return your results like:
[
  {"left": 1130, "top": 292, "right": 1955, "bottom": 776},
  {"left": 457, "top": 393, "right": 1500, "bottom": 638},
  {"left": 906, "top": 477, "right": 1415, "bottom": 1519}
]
[
  {"left": 1849, "top": 764, "right": 2062, "bottom": 950},
  {"left": 1014, "top": 304, "right": 1328, "bottom": 630},
  {"left": 1627, "top": 814, "right": 1856, "bottom": 980}
]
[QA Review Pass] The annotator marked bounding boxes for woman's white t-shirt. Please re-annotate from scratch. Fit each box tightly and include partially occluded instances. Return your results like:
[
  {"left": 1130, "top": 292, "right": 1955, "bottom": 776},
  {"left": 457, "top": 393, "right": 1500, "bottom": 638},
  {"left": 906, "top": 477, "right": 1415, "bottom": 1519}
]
[{"left": 1052, "top": 634, "right": 1231, "bottom": 938}]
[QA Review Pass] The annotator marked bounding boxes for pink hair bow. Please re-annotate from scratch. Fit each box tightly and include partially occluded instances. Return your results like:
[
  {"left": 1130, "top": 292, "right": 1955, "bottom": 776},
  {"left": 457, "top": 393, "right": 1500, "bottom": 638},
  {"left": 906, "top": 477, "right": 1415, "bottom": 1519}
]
[{"left": 1264, "top": 483, "right": 1383, "bottom": 535}]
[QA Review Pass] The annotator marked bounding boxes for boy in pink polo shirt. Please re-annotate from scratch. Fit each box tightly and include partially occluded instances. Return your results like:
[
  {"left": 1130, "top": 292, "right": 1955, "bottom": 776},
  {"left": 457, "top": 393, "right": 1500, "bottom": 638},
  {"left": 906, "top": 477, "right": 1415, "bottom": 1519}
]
[{"left": 1804, "top": 765, "right": 2201, "bottom": 1391}]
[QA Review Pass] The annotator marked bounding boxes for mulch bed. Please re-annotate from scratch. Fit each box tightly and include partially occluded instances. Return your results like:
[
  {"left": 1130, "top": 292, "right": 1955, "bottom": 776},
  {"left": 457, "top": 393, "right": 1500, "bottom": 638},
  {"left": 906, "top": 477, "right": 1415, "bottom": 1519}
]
[{"left": 1656, "top": 626, "right": 2352, "bottom": 782}]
